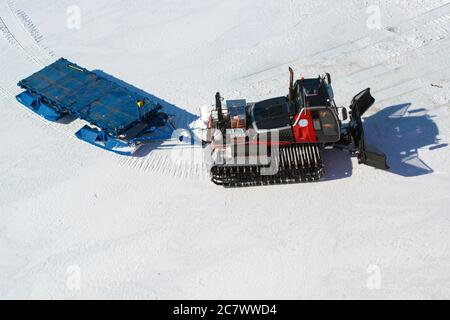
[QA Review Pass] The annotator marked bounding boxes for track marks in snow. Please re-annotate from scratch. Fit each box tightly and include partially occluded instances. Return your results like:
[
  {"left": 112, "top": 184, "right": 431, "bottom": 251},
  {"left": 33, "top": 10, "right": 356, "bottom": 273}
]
[
  {"left": 0, "top": 1, "right": 85, "bottom": 156},
  {"left": 246, "top": 2, "right": 450, "bottom": 79},
  {"left": 244, "top": 2, "right": 450, "bottom": 106},
  {"left": 0, "top": 0, "right": 53, "bottom": 67},
  {"left": 343, "top": 7, "right": 450, "bottom": 104},
  {"left": 0, "top": 85, "right": 15, "bottom": 101},
  {"left": 6, "top": 0, "right": 55, "bottom": 59},
  {"left": 0, "top": 81, "right": 86, "bottom": 142},
  {"left": 1, "top": 77, "right": 206, "bottom": 180},
  {"left": 116, "top": 144, "right": 210, "bottom": 179},
  {"left": 0, "top": 16, "right": 41, "bottom": 65}
]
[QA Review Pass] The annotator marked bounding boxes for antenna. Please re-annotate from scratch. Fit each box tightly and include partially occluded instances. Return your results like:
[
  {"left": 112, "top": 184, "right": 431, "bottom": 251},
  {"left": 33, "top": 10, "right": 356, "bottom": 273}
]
[{"left": 288, "top": 67, "right": 294, "bottom": 102}]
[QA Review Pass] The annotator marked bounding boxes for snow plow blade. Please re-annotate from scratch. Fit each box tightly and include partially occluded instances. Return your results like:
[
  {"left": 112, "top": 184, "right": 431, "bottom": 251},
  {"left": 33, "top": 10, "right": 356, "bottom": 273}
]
[
  {"left": 358, "top": 140, "right": 389, "bottom": 170},
  {"left": 350, "top": 88, "right": 389, "bottom": 170}
]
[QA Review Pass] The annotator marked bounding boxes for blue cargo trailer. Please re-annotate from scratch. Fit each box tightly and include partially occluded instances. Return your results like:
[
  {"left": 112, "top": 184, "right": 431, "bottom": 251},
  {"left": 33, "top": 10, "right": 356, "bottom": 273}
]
[{"left": 16, "top": 58, "right": 174, "bottom": 154}]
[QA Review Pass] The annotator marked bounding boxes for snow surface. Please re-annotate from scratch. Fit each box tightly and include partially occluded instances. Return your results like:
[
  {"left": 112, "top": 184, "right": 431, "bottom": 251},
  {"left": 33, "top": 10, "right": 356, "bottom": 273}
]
[{"left": 0, "top": 0, "right": 450, "bottom": 299}]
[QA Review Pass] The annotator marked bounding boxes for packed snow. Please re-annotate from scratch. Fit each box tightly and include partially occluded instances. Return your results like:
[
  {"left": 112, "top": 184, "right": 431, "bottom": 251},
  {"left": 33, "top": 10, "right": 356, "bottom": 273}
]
[{"left": 0, "top": 0, "right": 449, "bottom": 299}]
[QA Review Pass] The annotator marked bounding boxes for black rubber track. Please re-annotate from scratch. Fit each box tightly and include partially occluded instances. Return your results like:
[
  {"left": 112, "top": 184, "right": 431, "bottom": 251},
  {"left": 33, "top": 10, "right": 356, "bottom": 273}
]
[{"left": 211, "top": 144, "right": 324, "bottom": 187}]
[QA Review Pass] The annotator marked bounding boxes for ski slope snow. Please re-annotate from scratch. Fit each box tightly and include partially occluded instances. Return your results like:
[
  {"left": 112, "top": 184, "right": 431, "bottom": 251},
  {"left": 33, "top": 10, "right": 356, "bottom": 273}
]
[{"left": 0, "top": 0, "right": 449, "bottom": 299}]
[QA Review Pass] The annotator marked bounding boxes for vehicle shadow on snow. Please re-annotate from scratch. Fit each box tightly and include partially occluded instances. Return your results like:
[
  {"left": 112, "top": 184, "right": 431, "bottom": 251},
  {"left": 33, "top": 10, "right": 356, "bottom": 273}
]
[
  {"left": 322, "top": 148, "right": 354, "bottom": 181},
  {"left": 323, "top": 103, "right": 444, "bottom": 180},
  {"left": 362, "top": 103, "right": 444, "bottom": 177},
  {"left": 56, "top": 113, "right": 78, "bottom": 124},
  {"left": 93, "top": 69, "right": 197, "bottom": 157}
]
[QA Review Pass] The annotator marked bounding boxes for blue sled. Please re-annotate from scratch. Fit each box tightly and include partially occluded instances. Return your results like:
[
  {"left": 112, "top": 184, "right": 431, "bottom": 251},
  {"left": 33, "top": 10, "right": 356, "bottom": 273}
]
[
  {"left": 75, "top": 125, "right": 138, "bottom": 156},
  {"left": 75, "top": 117, "right": 175, "bottom": 156},
  {"left": 16, "top": 91, "right": 64, "bottom": 121},
  {"left": 16, "top": 58, "right": 177, "bottom": 155}
]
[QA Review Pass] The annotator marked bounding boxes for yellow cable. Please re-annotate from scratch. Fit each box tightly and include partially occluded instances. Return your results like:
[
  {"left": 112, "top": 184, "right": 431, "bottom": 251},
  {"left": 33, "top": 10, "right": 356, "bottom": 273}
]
[{"left": 68, "top": 65, "right": 84, "bottom": 72}]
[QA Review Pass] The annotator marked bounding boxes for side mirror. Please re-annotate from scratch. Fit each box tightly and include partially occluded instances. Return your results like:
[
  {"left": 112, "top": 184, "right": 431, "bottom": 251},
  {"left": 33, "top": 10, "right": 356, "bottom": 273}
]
[
  {"left": 340, "top": 107, "right": 348, "bottom": 121},
  {"left": 326, "top": 73, "right": 331, "bottom": 84}
]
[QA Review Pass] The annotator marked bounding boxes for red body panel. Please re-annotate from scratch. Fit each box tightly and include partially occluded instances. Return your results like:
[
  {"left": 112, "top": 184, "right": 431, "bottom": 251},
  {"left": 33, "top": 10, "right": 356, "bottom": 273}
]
[{"left": 293, "top": 109, "right": 317, "bottom": 143}]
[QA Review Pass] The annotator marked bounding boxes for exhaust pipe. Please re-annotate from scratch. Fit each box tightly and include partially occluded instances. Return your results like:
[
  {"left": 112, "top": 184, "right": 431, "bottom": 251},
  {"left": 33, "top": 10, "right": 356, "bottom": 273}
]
[
  {"left": 289, "top": 67, "right": 294, "bottom": 102},
  {"left": 215, "top": 92, "right": 223, "bottom": 123}
]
